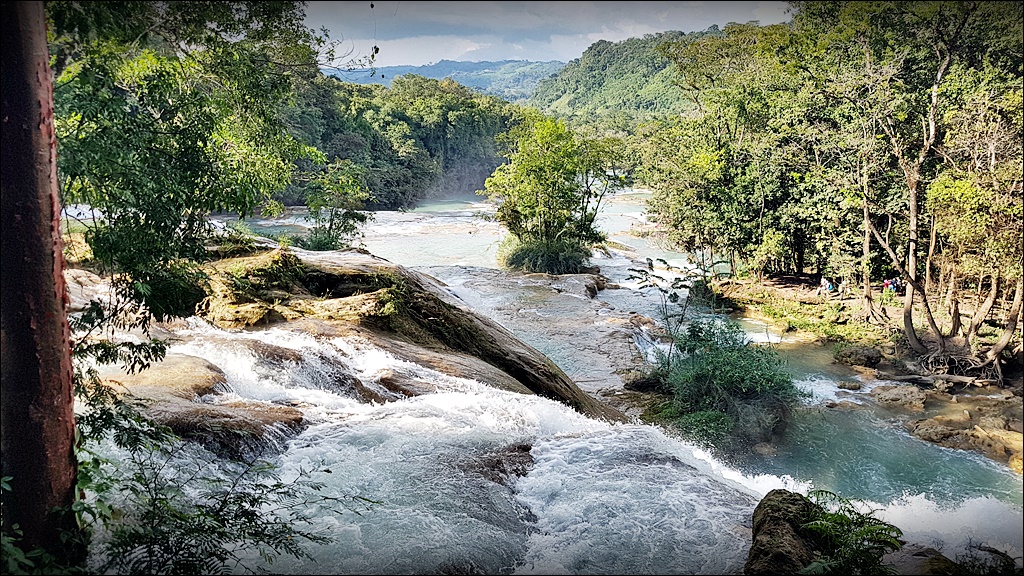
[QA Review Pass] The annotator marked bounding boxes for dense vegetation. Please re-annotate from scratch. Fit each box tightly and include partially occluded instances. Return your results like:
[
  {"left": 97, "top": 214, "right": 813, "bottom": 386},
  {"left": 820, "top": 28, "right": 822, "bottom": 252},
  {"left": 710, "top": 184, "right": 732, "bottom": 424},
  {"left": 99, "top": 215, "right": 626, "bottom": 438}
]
[
  {"left": 338, "top": 59, "right": 566, "bottom": 102},
  {"left": 3, "top": 0, "right": 1022, "bottom": 573},
  {"left": 632, "top": 2, "right": 1023, "bottom": 378},
  {"left": 280, "top": 73, "right": 517, "bottom": 211},
  {"left": 528, "top": 30, "right": 709, "bottom": 125}
]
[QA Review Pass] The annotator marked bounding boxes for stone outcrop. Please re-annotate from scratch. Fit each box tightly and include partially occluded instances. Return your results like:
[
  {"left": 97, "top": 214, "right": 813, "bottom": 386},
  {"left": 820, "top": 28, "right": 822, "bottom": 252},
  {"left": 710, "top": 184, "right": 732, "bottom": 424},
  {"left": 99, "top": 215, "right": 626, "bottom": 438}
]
[
  {"left": 906, "top": 391, "right": 1023, "bottom": 473},
  {"left": 870, "top": 384, "right": 928, "bottom": 411},
  {"left": 97, "top": 353, "right": 305, "bottom": 457},
  {"left": 197, "top": 247, "right": 626, "bottom": 423},
  {"left": 744, "top": 489, "right": 819, "bottom": 575},
  {"left": 883, "top": 544, "right": 957, "bottom": 575}
]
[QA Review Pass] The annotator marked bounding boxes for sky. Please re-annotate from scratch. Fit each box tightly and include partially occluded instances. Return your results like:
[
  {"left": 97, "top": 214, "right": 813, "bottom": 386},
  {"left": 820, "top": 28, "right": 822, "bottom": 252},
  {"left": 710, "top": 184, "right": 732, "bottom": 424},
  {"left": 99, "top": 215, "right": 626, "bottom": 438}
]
[{"left": 304, "top": 1, "right": 793, "bottom": 68}]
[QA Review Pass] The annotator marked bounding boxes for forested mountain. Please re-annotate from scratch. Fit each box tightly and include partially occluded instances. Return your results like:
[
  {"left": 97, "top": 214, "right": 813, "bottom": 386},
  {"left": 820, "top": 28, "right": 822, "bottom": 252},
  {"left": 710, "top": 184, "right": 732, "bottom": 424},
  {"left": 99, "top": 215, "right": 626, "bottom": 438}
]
[
  {"left": 527, "top": 29, "right": 721, "bottom": 121},
  {"left": 332, "top": 59, "right": 565, "bottom": 102}
]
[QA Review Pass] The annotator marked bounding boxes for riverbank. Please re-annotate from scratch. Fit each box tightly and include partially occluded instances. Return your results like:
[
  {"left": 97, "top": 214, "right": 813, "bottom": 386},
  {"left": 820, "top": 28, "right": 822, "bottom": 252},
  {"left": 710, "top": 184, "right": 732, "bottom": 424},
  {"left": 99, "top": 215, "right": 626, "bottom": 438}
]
[{"left": 706, "top": 276, "right": 1024, "bottom": 474}]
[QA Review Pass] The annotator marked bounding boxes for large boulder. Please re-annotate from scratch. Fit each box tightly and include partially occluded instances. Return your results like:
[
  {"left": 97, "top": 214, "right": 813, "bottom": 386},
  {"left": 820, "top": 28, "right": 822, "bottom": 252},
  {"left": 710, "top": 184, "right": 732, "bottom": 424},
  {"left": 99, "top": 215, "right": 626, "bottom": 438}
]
[
  {"left": 197, "top": 248, "right": 626, "bottom": 423},
  {"left": 883, "top": 544, "right": 957, "bottom": 575},
  {"left": 744, "top": 489, "right": 819, "bottom": 575},
  {"left": 907, "top": 392, "right": 1024, "bottom": 472},
  {"left": 870, "top": 384, "right": 927, "bottom": 411},
  {"left": 97, "top": 353, "right": 305, "bottom": 457}
]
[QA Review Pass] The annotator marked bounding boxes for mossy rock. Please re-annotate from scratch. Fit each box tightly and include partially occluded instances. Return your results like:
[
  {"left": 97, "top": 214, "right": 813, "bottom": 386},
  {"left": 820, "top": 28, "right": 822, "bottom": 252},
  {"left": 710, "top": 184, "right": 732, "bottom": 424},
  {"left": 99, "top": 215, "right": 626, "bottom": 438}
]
[
  {"left": 744, "top": 489, "right": 819, "bottom": 575},
  {"left": 197, "top": 247, "right": 627, "bottom": 423},
  {"left": 835, "top": 345, "right": 883, "bottom": 368}
]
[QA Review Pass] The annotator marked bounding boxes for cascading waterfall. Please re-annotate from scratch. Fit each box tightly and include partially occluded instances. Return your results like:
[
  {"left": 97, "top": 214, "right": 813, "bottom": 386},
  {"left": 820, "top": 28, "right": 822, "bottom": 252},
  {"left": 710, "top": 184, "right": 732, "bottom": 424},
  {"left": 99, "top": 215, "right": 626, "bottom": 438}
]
[
  {"left": 151, "top": 191, "right": 1023, "bottom": 574},
  {"left": 153, "top": 321, "right": 778, "bottom": 574}
]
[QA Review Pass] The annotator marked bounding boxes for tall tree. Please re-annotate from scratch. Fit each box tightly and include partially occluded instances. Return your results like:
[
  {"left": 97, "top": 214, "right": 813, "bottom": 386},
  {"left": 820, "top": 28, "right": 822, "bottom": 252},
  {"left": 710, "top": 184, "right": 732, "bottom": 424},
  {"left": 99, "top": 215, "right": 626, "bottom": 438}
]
[
  {"left": 1, "top": 0, "right": 79, "bottom": 560},
  {"left": 481, "top": 112, "right": 625, "bottom": 274}
]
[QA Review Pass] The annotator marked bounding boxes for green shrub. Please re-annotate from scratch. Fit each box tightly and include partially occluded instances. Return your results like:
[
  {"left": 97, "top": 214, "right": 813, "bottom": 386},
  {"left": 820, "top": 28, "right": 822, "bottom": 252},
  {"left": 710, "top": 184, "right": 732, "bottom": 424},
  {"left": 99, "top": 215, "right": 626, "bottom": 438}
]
[
  {"left": 499, "top": 236, "right": 592, "bottom": 274},
  {"left": 658, "top": 318, "right": 806, "bottom": 444},
  {"left": 672, "top": 410, "right": 735, "bottom": 446},
  {"left": 799, "top": 489, "right": 903, "bottom": 575}
]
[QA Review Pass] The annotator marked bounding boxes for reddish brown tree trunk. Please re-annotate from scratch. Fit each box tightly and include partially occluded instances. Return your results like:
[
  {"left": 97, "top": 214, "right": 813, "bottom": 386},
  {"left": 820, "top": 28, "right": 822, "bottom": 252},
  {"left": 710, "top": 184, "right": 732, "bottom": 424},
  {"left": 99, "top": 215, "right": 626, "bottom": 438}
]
[{"left": 1, "top": 0, "right": 79, "bottom": 560}]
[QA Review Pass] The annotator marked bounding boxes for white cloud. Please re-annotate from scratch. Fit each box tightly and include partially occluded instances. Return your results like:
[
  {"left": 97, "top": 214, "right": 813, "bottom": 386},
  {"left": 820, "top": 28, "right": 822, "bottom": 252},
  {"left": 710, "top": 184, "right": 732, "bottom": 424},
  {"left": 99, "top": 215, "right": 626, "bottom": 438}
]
[{"left": 307, "top": 1, "right": 791, "bottom": 67}]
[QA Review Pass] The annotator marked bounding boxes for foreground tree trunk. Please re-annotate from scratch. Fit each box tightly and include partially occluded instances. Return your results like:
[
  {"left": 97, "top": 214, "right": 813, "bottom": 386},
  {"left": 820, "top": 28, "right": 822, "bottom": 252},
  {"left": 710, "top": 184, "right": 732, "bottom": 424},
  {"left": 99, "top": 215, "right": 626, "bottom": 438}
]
[{"left": 1, "top": 0, "right": 79, "bottom": 560}]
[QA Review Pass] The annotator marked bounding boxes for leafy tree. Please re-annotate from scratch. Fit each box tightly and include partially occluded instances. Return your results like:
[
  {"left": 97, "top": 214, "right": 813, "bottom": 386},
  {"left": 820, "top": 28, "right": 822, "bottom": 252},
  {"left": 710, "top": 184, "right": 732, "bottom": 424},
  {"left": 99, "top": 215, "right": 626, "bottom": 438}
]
[
  {"left": 481, "top": 113, "right": 625, "bottom": 273},
  {"left": 791, "top": 0, "right": 1022, "bottom": 361},
  {"left": 51, "top": 0, "right": 324, "bottom": 320},
  {"left": 292, "top": 160, "right": 371, "bottom": 250},
  {"left": 2, "top": 2, "right": 375, "bottom": 572}
]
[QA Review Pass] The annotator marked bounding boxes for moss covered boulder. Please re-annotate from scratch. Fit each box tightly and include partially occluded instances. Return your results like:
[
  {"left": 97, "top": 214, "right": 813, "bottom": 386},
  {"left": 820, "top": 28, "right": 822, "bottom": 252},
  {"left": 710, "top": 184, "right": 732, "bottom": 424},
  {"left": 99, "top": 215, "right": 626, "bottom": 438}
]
[
  {"left": 197, "top": 247, "right": 626, "bottom": 423},
  {"left": 97, "top": 353, "right": 305, "bottom": 457}
]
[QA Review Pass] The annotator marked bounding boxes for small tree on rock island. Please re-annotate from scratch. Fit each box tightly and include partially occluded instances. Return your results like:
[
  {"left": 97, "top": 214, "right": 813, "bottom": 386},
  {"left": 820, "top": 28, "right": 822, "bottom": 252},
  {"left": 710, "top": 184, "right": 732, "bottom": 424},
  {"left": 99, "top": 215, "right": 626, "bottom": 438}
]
[
  {"left": 0, "top": 0, "right": 81, "bottom": 563},
  {"left": 481, "top": 113, "right": 626, "bottom": 274}
]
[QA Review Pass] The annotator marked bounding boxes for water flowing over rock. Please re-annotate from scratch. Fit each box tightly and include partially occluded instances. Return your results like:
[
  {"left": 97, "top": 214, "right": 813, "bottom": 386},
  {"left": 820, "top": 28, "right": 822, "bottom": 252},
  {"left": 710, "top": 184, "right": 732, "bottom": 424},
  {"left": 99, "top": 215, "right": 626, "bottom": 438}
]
[
  {"left": 97, "top": 353, "right": 305, "bottom": 457},
  {"left": 197, "top": 247, "right": 626, "bottom": 423}
]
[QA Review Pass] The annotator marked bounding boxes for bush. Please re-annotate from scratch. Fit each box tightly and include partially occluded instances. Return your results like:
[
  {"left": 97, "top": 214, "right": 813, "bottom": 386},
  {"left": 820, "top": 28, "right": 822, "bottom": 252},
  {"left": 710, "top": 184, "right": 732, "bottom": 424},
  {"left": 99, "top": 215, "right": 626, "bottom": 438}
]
[
  {"left": 799, "top": 490, "right": 903, "bottom": 575},
  {"left": 657, "top": 317, "right": 806, "bottom": 445},
  {"left": 499, "top": 236, "right": 593, "bottom": 274}
]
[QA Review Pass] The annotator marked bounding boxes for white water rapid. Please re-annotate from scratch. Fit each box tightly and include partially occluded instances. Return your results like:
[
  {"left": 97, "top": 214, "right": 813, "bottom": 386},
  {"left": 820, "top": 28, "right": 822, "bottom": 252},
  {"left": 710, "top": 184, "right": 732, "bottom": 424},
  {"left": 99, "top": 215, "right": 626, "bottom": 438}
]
[{"left": 101, "top": 190, "right": 1019, "bottom": 574}]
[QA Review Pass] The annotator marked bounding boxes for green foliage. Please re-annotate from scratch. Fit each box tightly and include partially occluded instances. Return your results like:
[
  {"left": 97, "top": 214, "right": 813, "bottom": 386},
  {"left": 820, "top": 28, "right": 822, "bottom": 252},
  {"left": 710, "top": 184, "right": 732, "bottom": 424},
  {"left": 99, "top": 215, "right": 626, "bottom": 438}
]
[
  {"left": 283, "top": 74, "right": 515, "bottom": 210},
  {"left": 481, "top": 114, "right": 625, "bottom": 273},
  {"left": 664, "top": 319, "right": 803, "bottom": 422},
  {"left": 753, "top": 296, "right": 893, "bottom": 346},
  {"left": 799, "top": 490, "right": 903, "bottom": 576},
  {"left": 499, "top": 236, "right": 592, "bottom": 275},
  {"left": 669, "top": 410, "right": 735, "bottom": 446},
  {"left": 369, "top": 273, "right": 409, "bottom": 324},
  {"left": 340, "top": 59, "right": 566, "bottom": 102},
  {"left": 0, "top": 482, "right": 66, "bottom": 575},
  {"left": 632, "top": 259, "right": 807, "bottom": 447},
  {"left": 86, "top": 445, "right": 372, "bottom": 575},
  {"left": 50, "top": 1, "right": 323, "bottom": 321},
  {"left": 290, "top": 160, "right": 371, "bottom": 251},
  {"left": 528, "top": 30, "right": 709, "bottom": 123}
]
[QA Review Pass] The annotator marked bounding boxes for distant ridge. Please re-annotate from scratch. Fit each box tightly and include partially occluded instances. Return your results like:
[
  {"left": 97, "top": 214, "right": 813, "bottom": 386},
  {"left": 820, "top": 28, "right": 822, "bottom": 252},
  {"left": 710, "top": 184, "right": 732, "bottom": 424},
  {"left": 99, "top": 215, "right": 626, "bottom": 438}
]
[
  {"left": 328, "top": 59, "right": 566, "bottom": 102},
  {"left": 527, "top": 29, "right": 722, "bottom": 119}
]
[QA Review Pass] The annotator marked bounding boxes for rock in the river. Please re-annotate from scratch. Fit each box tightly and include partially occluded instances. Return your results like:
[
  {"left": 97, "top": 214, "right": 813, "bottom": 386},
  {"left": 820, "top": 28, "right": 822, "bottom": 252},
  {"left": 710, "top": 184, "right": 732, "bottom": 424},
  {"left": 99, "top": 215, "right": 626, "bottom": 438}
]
[
  {"left": 98, "top": 353, "right": 305, "bottom": 457},
  {"left": 744, "top": 489, "right": 819, "bottom": 575},
  {"left": 198, "top": 247, "right": 626, "bottom": 423},
  {"left": 905, "top": 391, "right": 1023, "bottom": 472},
  {"left": 870, "top": 384, "right": 927, "bottom": 411},
  {"left": 835, "top": 345, "right": 883, "bottom": 368},
  {"left": 883, "top": 543, "right": 957, "bottom": 575}
]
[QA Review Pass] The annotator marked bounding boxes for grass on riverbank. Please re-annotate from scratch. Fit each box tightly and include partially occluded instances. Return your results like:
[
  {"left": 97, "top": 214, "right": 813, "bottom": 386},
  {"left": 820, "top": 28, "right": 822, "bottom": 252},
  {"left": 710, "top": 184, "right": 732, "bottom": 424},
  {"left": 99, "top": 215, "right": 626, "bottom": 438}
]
[{"left": 712, "top": 279, "right": 899, "bottom": 348}]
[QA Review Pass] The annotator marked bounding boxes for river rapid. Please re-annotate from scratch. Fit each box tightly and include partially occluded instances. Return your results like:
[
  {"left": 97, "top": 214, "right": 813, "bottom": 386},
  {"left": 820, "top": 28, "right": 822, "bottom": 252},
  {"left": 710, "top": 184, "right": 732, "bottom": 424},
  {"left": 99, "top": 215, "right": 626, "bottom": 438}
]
[{"left": 139, "top": 191, "right": 1024, "bottom": 574}]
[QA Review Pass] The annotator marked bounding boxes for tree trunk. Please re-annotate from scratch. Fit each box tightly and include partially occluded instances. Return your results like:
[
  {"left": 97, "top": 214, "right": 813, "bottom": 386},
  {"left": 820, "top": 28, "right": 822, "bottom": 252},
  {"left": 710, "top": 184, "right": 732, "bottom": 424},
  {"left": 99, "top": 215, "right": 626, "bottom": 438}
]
[
  {"left": 860, "top": 192, "right": 886, "bottom": 323},
  {"left": 925, "top": 214, "right": 936, "bottom": 295},
  {"left": 0, "top": 0, "right": 80, "bottom": 561},
  {"left": 968, "top": 273, "right": 999, "bottom": 344},
  {"left": 870, "top": 221, "right": 944, "bottom": 353},
  {"left": 902, "top": 174, "right": 930, "bottom": 353},
  {"left": 986, "top": 277, "right": 1023, "bottom": 365}
]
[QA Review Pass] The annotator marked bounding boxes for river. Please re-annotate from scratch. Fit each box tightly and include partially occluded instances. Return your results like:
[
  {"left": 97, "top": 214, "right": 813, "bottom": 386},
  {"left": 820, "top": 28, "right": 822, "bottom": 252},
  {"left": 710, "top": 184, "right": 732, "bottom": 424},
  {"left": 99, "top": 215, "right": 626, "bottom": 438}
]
[{"left": 147, "top": 190, "right": 1024, "bottom": 574}]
